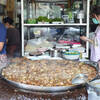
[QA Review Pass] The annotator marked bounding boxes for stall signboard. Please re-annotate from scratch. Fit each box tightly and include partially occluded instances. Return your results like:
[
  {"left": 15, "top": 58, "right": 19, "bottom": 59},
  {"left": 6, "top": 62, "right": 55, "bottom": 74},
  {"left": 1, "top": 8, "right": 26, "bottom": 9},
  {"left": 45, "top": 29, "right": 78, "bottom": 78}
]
[{"left": 0, "top": 0, "right": 7, "bottom": 5}]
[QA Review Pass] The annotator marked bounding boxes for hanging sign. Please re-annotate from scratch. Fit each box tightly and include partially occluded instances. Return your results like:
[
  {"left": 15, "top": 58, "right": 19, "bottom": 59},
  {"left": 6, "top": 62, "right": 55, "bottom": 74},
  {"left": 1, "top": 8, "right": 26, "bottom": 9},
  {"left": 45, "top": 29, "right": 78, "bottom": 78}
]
[{"left": 0, "top": 0, "right": 7, "bottom": 5}]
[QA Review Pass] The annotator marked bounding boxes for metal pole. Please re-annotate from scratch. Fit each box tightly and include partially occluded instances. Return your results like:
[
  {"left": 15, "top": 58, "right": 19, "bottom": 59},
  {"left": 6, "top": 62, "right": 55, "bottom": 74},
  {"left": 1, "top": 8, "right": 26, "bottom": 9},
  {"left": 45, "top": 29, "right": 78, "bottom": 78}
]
[
  {"left": 86, "top": 0, "right": 90, "bottom": 58},
  {"left": 21, "top": 0, "right": 24, "bottom": 56}
]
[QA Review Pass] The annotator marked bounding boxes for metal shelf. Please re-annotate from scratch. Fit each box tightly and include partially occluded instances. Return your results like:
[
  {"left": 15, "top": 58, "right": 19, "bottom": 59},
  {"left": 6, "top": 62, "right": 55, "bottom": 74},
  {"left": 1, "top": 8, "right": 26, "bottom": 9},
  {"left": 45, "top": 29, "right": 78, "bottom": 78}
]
[
  {"left": 34, "top": 0, "right": 67, "bottom": 3},
  {"left": 24, "top": 23, "right": 87, "bottom": 27}
]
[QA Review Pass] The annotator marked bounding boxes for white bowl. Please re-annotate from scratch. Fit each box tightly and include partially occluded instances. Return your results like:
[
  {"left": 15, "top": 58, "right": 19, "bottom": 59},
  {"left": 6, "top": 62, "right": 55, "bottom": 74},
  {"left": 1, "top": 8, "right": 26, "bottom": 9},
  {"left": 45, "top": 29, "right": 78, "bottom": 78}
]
[
  {"left": 62, "top": 51, "right": 80, "bottom": 60},
  {"left": 63, "top": 54, "right": 80, "bottom": 60}
]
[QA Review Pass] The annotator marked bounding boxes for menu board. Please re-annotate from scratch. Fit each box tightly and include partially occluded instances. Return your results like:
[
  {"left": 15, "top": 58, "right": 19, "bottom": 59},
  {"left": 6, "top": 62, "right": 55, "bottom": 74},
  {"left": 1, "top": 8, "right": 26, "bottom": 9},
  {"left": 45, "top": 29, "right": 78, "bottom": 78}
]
[{"left": 0, "top": 0, "right": 7, "bottom": 5}]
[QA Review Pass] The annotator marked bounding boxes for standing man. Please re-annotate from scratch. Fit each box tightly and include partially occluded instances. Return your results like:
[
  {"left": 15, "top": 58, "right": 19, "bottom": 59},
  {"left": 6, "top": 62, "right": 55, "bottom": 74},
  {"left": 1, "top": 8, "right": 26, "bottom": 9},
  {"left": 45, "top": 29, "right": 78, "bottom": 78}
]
[{"left": 0, "top": 21, "right": 8, "bottom": 68}]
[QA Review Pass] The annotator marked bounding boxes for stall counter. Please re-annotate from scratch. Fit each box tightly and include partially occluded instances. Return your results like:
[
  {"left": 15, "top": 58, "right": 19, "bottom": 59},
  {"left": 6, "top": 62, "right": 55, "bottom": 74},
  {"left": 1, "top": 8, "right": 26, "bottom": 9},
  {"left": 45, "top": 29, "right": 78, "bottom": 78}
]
[{"left": 0, "top": 80, "right": 88, "bottom": 100}]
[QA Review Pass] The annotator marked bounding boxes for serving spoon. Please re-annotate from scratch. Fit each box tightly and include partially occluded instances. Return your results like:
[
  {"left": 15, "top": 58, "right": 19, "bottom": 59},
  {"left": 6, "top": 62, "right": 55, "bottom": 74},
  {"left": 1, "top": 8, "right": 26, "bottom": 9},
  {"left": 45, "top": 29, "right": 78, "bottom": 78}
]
[{"left": 72, "top": 74, "right": 88, "bottom": 85}]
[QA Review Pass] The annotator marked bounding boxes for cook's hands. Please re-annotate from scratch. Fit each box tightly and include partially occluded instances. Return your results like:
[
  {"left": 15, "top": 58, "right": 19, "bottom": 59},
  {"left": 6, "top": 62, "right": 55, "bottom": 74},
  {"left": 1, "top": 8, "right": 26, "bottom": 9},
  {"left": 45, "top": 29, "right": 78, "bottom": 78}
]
[
  {"left": 80, "top": 36, "right": 94, "bottom": 45},
  {"left": 98, "top": 60, "right": 100, "bottom": 76},
  {"left": 80, "top": 36, "right": 88, "bottom": 41}
]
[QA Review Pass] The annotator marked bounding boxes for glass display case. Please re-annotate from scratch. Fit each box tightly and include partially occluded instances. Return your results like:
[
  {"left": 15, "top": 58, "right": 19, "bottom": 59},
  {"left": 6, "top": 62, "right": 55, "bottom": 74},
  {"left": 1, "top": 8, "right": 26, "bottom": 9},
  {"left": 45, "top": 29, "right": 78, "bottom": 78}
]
[{"left": 21, "top": 0, "right": 90, "bottom": 59}]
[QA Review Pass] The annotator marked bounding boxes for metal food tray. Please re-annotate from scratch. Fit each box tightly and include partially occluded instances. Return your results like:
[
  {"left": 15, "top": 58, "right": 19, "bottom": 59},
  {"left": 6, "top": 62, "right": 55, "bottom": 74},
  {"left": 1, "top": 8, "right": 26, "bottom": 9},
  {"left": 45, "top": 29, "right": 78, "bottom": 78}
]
[{"left": 0, "top": 61, "right": 99, "bottom": 93}]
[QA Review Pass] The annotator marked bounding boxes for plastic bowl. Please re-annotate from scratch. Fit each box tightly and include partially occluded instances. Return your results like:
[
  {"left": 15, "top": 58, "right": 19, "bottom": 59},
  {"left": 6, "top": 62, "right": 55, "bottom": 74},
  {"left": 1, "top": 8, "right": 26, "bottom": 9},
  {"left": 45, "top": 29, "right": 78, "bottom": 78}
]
[{"left": 63, "top": 51, "right": 80, "bottom": 60}]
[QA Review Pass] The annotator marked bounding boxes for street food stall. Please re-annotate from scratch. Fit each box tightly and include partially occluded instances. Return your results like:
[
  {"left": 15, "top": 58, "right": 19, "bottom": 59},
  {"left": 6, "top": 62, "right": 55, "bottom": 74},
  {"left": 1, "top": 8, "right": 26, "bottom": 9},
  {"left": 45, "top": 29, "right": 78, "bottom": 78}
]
[{"left": 0, "top": 0, "right": 100, "bottom": 100}]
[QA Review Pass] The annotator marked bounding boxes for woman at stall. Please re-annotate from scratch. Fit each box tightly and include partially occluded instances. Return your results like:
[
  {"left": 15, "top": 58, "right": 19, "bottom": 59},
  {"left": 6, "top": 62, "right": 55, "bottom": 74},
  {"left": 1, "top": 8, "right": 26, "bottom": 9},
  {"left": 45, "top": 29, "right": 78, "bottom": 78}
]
[
  {"left": 0, "top": 21, "right": 7, "bottom": 68},
  {"left": 80, "top": 6, "right": 100, "bottom": 73}
]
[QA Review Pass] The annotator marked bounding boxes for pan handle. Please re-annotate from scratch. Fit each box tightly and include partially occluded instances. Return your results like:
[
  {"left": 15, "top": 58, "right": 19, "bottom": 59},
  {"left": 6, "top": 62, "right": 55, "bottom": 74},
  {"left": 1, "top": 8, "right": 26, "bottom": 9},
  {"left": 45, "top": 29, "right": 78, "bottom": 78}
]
[{"left": 84, "top": 61, "right": 98, "bottom": 68}]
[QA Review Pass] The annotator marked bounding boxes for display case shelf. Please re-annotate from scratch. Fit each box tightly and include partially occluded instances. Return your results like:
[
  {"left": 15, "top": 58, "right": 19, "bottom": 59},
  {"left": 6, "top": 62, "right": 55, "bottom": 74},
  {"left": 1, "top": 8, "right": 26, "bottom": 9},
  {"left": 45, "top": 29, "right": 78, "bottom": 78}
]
[
  {"left": 34, "top": 0, "right": 67, "bottom": 3},
  {"left": 24, "top": 23, "right": 87, "bottom": 27}
]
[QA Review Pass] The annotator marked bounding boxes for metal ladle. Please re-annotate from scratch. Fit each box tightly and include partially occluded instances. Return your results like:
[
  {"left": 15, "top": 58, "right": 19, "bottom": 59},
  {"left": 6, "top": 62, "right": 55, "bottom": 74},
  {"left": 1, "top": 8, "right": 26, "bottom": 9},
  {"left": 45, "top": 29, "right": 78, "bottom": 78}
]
[{"left": 72, "top": 74, "right": 88, "bottom": 85}]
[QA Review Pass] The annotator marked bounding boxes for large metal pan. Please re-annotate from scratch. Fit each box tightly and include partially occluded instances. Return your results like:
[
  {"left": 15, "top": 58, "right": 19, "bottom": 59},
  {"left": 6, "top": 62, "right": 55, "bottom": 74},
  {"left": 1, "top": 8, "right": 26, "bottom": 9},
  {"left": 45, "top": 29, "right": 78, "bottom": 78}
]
[{"left": 0, "top": 61, "right": 99, "bottom": 93}]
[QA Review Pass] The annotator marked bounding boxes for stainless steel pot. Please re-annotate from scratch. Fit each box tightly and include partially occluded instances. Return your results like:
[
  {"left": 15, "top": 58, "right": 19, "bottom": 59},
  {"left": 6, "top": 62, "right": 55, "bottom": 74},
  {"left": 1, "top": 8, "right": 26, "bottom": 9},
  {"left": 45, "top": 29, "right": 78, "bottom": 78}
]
[{"left": 87, "top": 79, "right": 100, "bottom": 96}]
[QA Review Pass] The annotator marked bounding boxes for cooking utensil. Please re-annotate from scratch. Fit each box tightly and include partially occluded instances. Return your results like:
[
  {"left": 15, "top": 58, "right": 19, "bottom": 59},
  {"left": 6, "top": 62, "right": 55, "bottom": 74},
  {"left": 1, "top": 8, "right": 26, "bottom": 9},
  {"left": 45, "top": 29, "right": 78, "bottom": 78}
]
[
  {"left": 72, "top": 74, "right": 88, "bottom": 85},
  {"left": 0, "top": 61, "right": 98, "bottom": 93},
  {"left": 29, "top": 52, "right": 43, "bottom": 56}
]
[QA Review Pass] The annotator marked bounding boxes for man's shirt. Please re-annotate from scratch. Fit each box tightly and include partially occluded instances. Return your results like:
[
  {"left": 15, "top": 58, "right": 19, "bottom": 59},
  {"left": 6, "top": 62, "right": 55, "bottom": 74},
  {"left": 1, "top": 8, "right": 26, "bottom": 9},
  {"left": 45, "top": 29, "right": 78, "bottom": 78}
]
[{"left": 0, "top": 23, "right": 7, "bottom": 54}]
